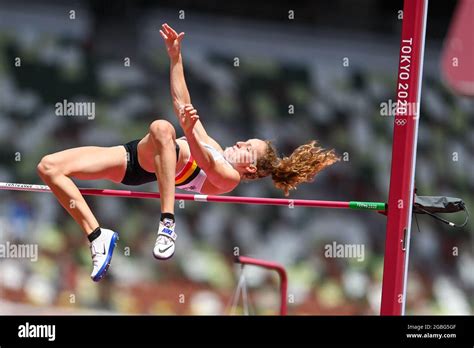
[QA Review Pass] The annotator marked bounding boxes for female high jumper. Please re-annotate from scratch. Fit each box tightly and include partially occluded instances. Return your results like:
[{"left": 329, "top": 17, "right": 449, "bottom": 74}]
[{"left": 36, "top": 23, "right": 340, "bottom": 282}]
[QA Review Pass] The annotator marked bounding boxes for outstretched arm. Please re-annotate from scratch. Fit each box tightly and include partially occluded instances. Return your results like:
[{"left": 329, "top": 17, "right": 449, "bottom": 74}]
[
  {"left": 160, "top": 24, "right": 238, "bottom": 192},
  {"left": 160, "top": 23, "right": 210, "bottom": 141}
]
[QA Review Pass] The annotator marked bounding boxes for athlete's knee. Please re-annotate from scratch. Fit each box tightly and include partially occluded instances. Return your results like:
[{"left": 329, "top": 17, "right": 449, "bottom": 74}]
[
  {"left": 149, "top": 120, "right": 175, "bottom": 144},
  {"left": 37, "top": 154, "right": 63, "bottom": 179}
]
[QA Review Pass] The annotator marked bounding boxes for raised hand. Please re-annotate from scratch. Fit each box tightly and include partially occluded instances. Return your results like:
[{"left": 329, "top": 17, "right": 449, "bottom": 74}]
[
  {"left": 159, "top": 23, "right": 185, "bottom": 59},
  {"left": 178, "top": 104, "right": 200, "bottom": 134}
]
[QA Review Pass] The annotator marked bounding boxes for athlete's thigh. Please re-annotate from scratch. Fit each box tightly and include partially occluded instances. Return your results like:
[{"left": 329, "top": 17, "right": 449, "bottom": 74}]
[
  {"left": 137, "top": 133, "right": 181, "bottom": 173},
  {"left": 50, "top": 145, "right": 127, "bottom": 183}
]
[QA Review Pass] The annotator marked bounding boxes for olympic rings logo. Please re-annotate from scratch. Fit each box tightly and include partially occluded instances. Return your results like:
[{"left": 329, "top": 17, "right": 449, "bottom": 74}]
[{"left": 395, "top": 119, "right": 407, "bottom": 126}]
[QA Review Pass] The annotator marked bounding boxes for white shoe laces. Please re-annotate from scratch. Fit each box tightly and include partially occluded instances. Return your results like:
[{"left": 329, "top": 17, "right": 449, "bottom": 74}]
[{"left": 156, "top": 234, "right": 172, "bottom": 247}]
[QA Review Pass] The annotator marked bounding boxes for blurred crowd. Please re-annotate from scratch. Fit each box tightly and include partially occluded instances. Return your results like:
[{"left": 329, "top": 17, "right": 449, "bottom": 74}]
[{"left": 0, "top": 4, "right": 472, "bottom": 315}]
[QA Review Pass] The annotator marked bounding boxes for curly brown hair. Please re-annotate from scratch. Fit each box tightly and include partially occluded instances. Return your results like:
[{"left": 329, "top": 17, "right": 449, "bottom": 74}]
[{"left": 243, "top": 140, "right": 340, "bottom": 196}]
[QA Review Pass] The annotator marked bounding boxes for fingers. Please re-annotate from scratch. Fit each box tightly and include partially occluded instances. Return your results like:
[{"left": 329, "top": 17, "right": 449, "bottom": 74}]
[
  {"left": 178, "top": 106, "right": 199, "bottom": 132},
  {"left": 189, "top": 113, "right": 199, "bottom": 123},
  {"left": 180, "top": 104, "right": 199, "bottom": 123},
  {"left": 159, "top": 30, "right": 168, "bottom": 40},
  {"left": 162, "top": 23, "right": 184, "bottom": 43},
  {"left": 179, "top": 103, "right": 196, "bottom": 113},
  {"left": 162, "top": 23, "right": 177, "bottom": 40},
  {"left": 184, "top": 109, "right": 197, "bottom": 116},
  {"left": 164, "top": 23, "right": 178, "bottom": 37},
  {"left": 161, "top": 23, "right": 171, "bottom": 36},
  {"left": 183, "top": 105, "right": 197, "bottom": 115},
  {"left": 161, "top": 24, "right": 173, "bottom": 40}
]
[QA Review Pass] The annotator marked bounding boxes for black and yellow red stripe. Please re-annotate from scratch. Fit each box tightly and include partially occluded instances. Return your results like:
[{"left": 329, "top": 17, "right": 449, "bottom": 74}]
[{"left": 175, "top": 154, "right": 201, "bottom": 187}]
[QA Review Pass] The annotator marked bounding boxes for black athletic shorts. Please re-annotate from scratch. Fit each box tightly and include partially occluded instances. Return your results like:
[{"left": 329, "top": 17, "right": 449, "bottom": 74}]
[{"left": 120, "top": 139, "right": 180, "bottom": 186}]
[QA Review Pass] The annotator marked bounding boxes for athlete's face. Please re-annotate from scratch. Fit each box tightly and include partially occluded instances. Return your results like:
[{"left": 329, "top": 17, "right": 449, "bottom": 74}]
[{"left": 224, "top": 139, "right": 267, "bottom": 170}]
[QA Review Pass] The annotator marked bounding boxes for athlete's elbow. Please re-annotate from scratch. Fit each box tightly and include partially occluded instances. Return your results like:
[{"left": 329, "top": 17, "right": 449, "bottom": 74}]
[{"left": 217, "top": 182, "right": 238, "bottom": 194}]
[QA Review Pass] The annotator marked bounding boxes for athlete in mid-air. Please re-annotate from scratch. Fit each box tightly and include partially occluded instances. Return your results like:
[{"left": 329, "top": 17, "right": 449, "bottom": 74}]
[{"left": 37, "top": 24, "right": 339, "bottom": 281}]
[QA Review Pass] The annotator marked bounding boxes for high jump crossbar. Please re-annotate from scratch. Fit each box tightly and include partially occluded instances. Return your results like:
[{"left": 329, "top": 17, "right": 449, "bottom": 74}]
[{"left": 0, "top": 182, "right": 387, "bottom": 212}]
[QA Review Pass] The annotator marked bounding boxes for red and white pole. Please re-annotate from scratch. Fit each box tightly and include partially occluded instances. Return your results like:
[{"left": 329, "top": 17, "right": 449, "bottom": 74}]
[{"left": 381, "top": 0, "right": 428, "bottom": 315}]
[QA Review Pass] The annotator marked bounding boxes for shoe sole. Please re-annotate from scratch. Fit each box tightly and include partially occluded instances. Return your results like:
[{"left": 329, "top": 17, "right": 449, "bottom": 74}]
[{"left": 92, "top": 232, "right": 119, "bottom": 282}]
